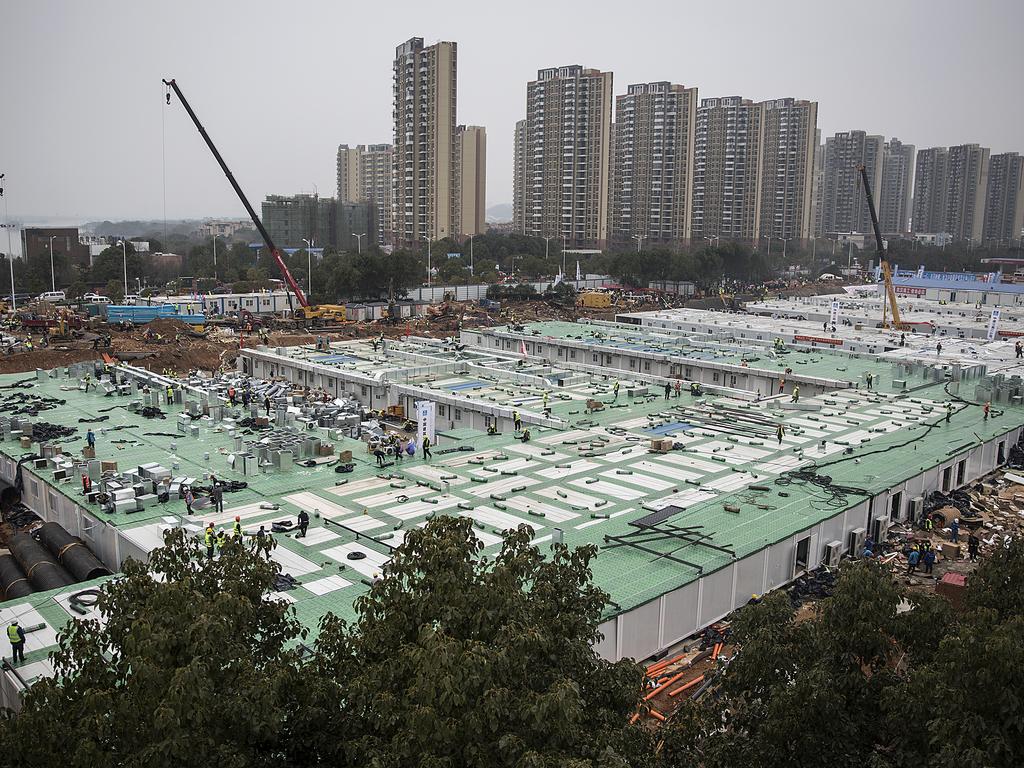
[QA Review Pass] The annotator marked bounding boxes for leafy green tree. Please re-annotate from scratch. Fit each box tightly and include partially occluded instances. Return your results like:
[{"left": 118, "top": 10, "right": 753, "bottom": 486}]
[
  {"left": 105, "top": 280, "right": 125, "bottom": 303},
  {"left": 0, "top": 528, "right": 307, "bottom": 768},
  {"left": 302, "top": 517, "right": 651, "bottom": 767}
]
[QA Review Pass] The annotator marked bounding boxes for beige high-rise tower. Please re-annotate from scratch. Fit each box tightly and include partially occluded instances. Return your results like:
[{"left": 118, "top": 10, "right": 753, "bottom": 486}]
[
  {"left": 611, "top": 82, "right": 698, "bottom": 247},
  {"left": 983, "top": 152, "right": 1024, "bottom": 244},
  {"left": 393, "top": 37, "right": 457, "bottom": 248},
  {"left": 946, "top": 143, "right": 989, "bottom": 244},
  {"left": 821, "top": 131, "right": 884, "bottom": 235},
  {"left": 455, "top": 125, "right": 487, "bottom": 237},
  {"left": 759, "top": 98, "right": 817, "bottom": 241},
  {"left": 524, "top": 65, "right": 613, "bottom": 249},
  {"left": 692, "top": 97, "right": 764, "bottom": 242},
  {"left": 336, "top": 143, "right": 393, "bottom": 246},
  {"left": 512, "top": 119, "right": 528, "bottom": 235}
]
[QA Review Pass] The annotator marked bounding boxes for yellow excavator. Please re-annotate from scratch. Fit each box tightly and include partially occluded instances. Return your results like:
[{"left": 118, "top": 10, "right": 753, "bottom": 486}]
[{"left": 859, "top": 164, "right": 907, "bottom": 330}]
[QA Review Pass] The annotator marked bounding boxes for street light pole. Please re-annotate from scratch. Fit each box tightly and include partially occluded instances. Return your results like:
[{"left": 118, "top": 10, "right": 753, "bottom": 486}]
[
  {"left": 633, "top": 235, "right": 642, "bottom": 253},
  {"left": 1, "top": 173, "right": 14, "bottom": 311},
  {"left": 469, "top": 234, "right": 474, "bottom": 277},
  {"left": 212, "top": 234, "right": 219, "bottom": 280},
  {"left": 543, "top": 236, "right": 551, "bottom": 265},
  {"left": 302, "top": 238, "right": 314, "bottom": 301},
  {"left": 117, "top": 240, "right": 128, "bottom": 298},
  {"left": 352, "top": 232, "right": 366, "bottom": 254},
  {"left": 426, "top": 238, "right": 432, "bottom": 287},
  {"left": 561, "top": 233, "right": 567, "bottom": 278},
  {"left": 48, "top": 234, "right": 56, "bottom": 292}
]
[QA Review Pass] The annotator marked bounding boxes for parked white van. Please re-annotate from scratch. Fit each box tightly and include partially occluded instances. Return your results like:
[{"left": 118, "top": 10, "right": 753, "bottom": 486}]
[
  {"left": 82, "top": 293, "right": 112, "bottom": 304},
  {"left": 37, "top": 291, "right": 66, "bottom": 303}
]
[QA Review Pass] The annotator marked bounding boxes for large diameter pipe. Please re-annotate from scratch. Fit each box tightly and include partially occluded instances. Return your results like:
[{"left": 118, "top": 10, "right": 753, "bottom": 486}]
[
  {"left": 8, "top": 533, "right": 76, "bottom": 591},
  {"left": 0, "top": 554, "right": 34, "bottom": 600},
  {"left": 36, "top": 522, "right": 113, "bottom": 582}
]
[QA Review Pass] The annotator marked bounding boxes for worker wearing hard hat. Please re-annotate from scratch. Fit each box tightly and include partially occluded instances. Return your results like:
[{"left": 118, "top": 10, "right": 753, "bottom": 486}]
[{"left": 7, "top": 620, "right": 26, "bottom": 665}]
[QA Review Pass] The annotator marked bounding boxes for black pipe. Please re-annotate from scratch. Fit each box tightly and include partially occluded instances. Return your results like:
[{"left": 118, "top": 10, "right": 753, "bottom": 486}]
[
  {"left": 8, "top": 533, "right": 76, "bottom": 591},
  {"left": 0, "top": 554, "right": 34, "bottom": 600},
  {"left": 36, "top": 522, "right": 113, "bottom": 582}
]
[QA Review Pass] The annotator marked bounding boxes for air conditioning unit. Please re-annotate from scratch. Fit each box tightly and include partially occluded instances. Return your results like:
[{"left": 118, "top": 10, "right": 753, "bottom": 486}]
[
  {"left": 849, "top": 527, "right": 867, "bottom": 556},
  {"left": 909, "top": 496, "right": 924, "bottom": 523},
  {"left": 871, "top": 515, "right": 889, "bottom": 543},
  {"left": 823, "top": 540, "right": 843, "bottom": 567}
]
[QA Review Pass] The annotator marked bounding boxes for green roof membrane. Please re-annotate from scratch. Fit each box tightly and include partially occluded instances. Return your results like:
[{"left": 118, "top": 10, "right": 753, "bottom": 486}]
[{"left": 1, "top": 363, "right": 1021, "bottom": 664}]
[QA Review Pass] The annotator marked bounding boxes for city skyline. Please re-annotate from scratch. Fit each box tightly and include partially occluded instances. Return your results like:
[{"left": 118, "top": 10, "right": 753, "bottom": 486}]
[{"left": 1, "top": 0, "right": 1022, "bottom": 227}]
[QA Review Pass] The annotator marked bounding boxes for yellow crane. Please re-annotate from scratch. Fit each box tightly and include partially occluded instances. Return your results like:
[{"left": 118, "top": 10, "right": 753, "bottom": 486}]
[{"left": 858, "top": 164, "right": 907, "bottom": 330}]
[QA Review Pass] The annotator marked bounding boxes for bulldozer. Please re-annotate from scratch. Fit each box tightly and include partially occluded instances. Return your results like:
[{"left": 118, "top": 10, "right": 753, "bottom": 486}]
[{"left": 295, "top": 304, "right": 347, "bottom": 326}]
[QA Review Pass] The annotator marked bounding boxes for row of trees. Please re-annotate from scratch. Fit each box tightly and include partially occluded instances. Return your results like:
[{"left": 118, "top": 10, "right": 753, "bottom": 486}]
[
  {"left": 5, "top": 230, "right": 1023, "bottom": 304},
  {"left": 2, "top": 516, "right": 1020, "bottom": 766}
]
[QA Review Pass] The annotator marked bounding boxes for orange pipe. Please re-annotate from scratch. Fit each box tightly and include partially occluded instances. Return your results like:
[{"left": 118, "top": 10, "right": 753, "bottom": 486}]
[
  {"left": 712, "top": 642, "right": 722, "bottom": 660},
  {"left": 646, "top": 651, "right": 684, "bottom": 674},
  {"left": 643, "top": 670, "right": 688, "bottom": 701},
  {"left": 629, "top": 713, "right": 640, "bottom": 725},
  {"left": 648, "top": 708, "right": 667, "bottom": 722},
  {"left": 668, "top": 674, "right": 705, "bottom": 697}
]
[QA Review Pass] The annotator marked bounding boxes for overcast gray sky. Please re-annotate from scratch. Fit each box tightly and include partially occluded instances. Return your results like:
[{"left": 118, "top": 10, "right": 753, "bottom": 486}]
[{"left": 2, "top": 0, "right": 1022, "bottom": 229}]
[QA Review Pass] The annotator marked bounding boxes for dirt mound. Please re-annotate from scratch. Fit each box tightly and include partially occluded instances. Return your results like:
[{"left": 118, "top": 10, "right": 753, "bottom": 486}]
[{"left": 146, "top": 318, "right": 194, "bottom": 335}]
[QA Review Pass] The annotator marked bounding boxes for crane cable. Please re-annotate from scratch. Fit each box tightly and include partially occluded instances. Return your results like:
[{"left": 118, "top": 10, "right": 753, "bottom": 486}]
[{"left": 162, "top": 82, "right": 169, "bottom": 238}]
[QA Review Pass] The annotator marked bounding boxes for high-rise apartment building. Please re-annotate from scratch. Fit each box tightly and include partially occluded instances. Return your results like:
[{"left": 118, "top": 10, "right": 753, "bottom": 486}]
[
  {"left": 691, "top": 97, "right": 764, "bottom": 241},
  {"left": 512, "top": 119, "right": 528, "bottom": 235},
  {"left": 392, "top": 37, "right": 457, "bottom": 248},
  {"left": 336, "top": 143, "right": 394, "bottom": 246},
  {"left": 912, "top": 147, "right": 949, "bottom": 234},
  {"left": 820, "top": 131, "right": 884, "bottom": 235},
  {"left": 945, "top": 144, "right": 989, "bottom": 243},
  {"left": 261, "top": 194, "right": 336, "bottom": 249},
  {"left": 983, "top": 152, "right": 1024, "bottom": 244},
  {"left": 523, "top": 65, "right": 614, "bottom": 248},
  {"left": 758, "top": 98, "right": 817, "bottom": 241},
  {"left": 879, "top": 138, "right": 915, "bottom": 234},
  {"left": 455, "top": 125, "right": 487, "bottom": 237},
  {"left": 611, "top": 82, "right": 698, "bottom": 247},
  {"left": 811, "top": 132, "right": 824, "bottom": 238}
]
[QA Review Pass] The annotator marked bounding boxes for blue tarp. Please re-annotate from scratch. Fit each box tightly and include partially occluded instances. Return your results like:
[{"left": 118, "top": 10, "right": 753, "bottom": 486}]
[{"left": 643, "top": 422, "right": 693, "bottom": 436}]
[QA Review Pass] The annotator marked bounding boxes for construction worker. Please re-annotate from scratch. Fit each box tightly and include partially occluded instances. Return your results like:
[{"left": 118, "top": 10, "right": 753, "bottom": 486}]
[
  {"left": 983, "top": 401, "right": 991, "bottom": 420},
  {"left": 487, "top": 422, "right": 498, "bottom": 435},
  {"left": 776, "top": 424, "right": 785, "bottom": 445},
  {"left": 520, "top": 428, "right": 532, "bottom": 443},
  {"left": 86, "top": 429, "right": 96, "bottom": 449},
  {"left": 613, "top": 381, "right": 620, "bottom": 400},
  {"left": 542, "top": 391, "right": 549, "bottom": 410},
  {"left": 264, "top": 395, "right": 272, "bottom": 415},
  {"left": 513, "top": 410, "right": 522, "bottom": 431},
  {"left": 297, "top": 509, "right": 309, "bottom": 538},
  {"left": 216, "top": 529, "right": 227, "bottom": 556},
  {"left": 664, "top": 382, "right": 671, "bottom": 400},
  {"left": 791, "top": 386, "right": 800, "bottom": 404},
  {"left": 422, "top": 435, "right": 432, "bottom": 460},
  {"left": 204, "top": 523, "right": 215, "bottom": 559},
  {"left": 778, "top": 377, "right": 785, "bottom": 395},
  {"left": 7, "top": 620, "right": 26, "bottom": 665},
  {"left": 690, "top": 382, "right": 701, "bottom": 396},
  {"left": 166, "top": 385, "right": 174, "bottom": 405},
  {"left": 241, "top": 388, "right": 251, "bottom": 407},
  {"left": 211, "top": 482, "right": 224, "bottom": 514},
  {"left": 227, "top": 386, "right": 236, "bottom": 406},
  {"left": 232, "top": 515, "right": 242, "bottom": 539},
  {"left": 674, "top": 380, "right": 681, "bottom": 398},
  {"left": 945, "top": 402, "right": 953, "bottom": 423},
  {"left": 866, "top": 372, "right": 873, "bottom": 391}
]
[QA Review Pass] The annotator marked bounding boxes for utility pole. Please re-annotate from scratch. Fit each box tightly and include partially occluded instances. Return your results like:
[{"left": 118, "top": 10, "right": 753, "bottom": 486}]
[
  {"left": 117, "top": 240, "right": 128, "bottom": 298},
  {"left": 48, "top": 234, "right": 57, "bottom": 292},
  {"left": 212, "top": 234, "right": 219, "bottom": 280},
  {"left": 1, "top": 173, "right": 14, "bottom": 311}
]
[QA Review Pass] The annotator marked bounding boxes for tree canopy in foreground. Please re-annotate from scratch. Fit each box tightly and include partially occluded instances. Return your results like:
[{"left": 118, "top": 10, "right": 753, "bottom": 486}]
[{"left": 2, "top": 522, "right": 1022, "bottom": 768}]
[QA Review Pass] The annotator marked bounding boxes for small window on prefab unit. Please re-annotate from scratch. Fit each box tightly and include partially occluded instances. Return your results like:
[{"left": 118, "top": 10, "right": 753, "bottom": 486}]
[
  {"left": 956, "top": 460, "right": 966, "bottom": 485},
  {"left": 942, "top": 466, "right": 952, "bottom": 492}
]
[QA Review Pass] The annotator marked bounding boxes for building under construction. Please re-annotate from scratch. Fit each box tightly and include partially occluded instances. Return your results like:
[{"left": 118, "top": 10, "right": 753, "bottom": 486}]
[{"left": 2, "top": 308, "right": 1023, "bottom": 709}]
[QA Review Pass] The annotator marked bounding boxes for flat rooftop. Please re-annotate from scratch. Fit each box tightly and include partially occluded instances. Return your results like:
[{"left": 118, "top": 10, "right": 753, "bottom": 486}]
[
  {"left": 4, "top": 359, "right": 1023, "bottom": 679},
  {"left": 485, "top": 319, "right": 939, "bottom": 388}
]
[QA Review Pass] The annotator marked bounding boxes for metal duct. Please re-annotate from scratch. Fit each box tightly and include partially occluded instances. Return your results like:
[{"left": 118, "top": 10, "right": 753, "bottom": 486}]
[
  {"left": 0, "top": 554, "right": 34, "bottom": 600},
  {"left": 8, "top": 533, "right": 76, "bottom": 591},
  {"left": 36, "top": 522, "right": 113, "bottom": 582}
]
